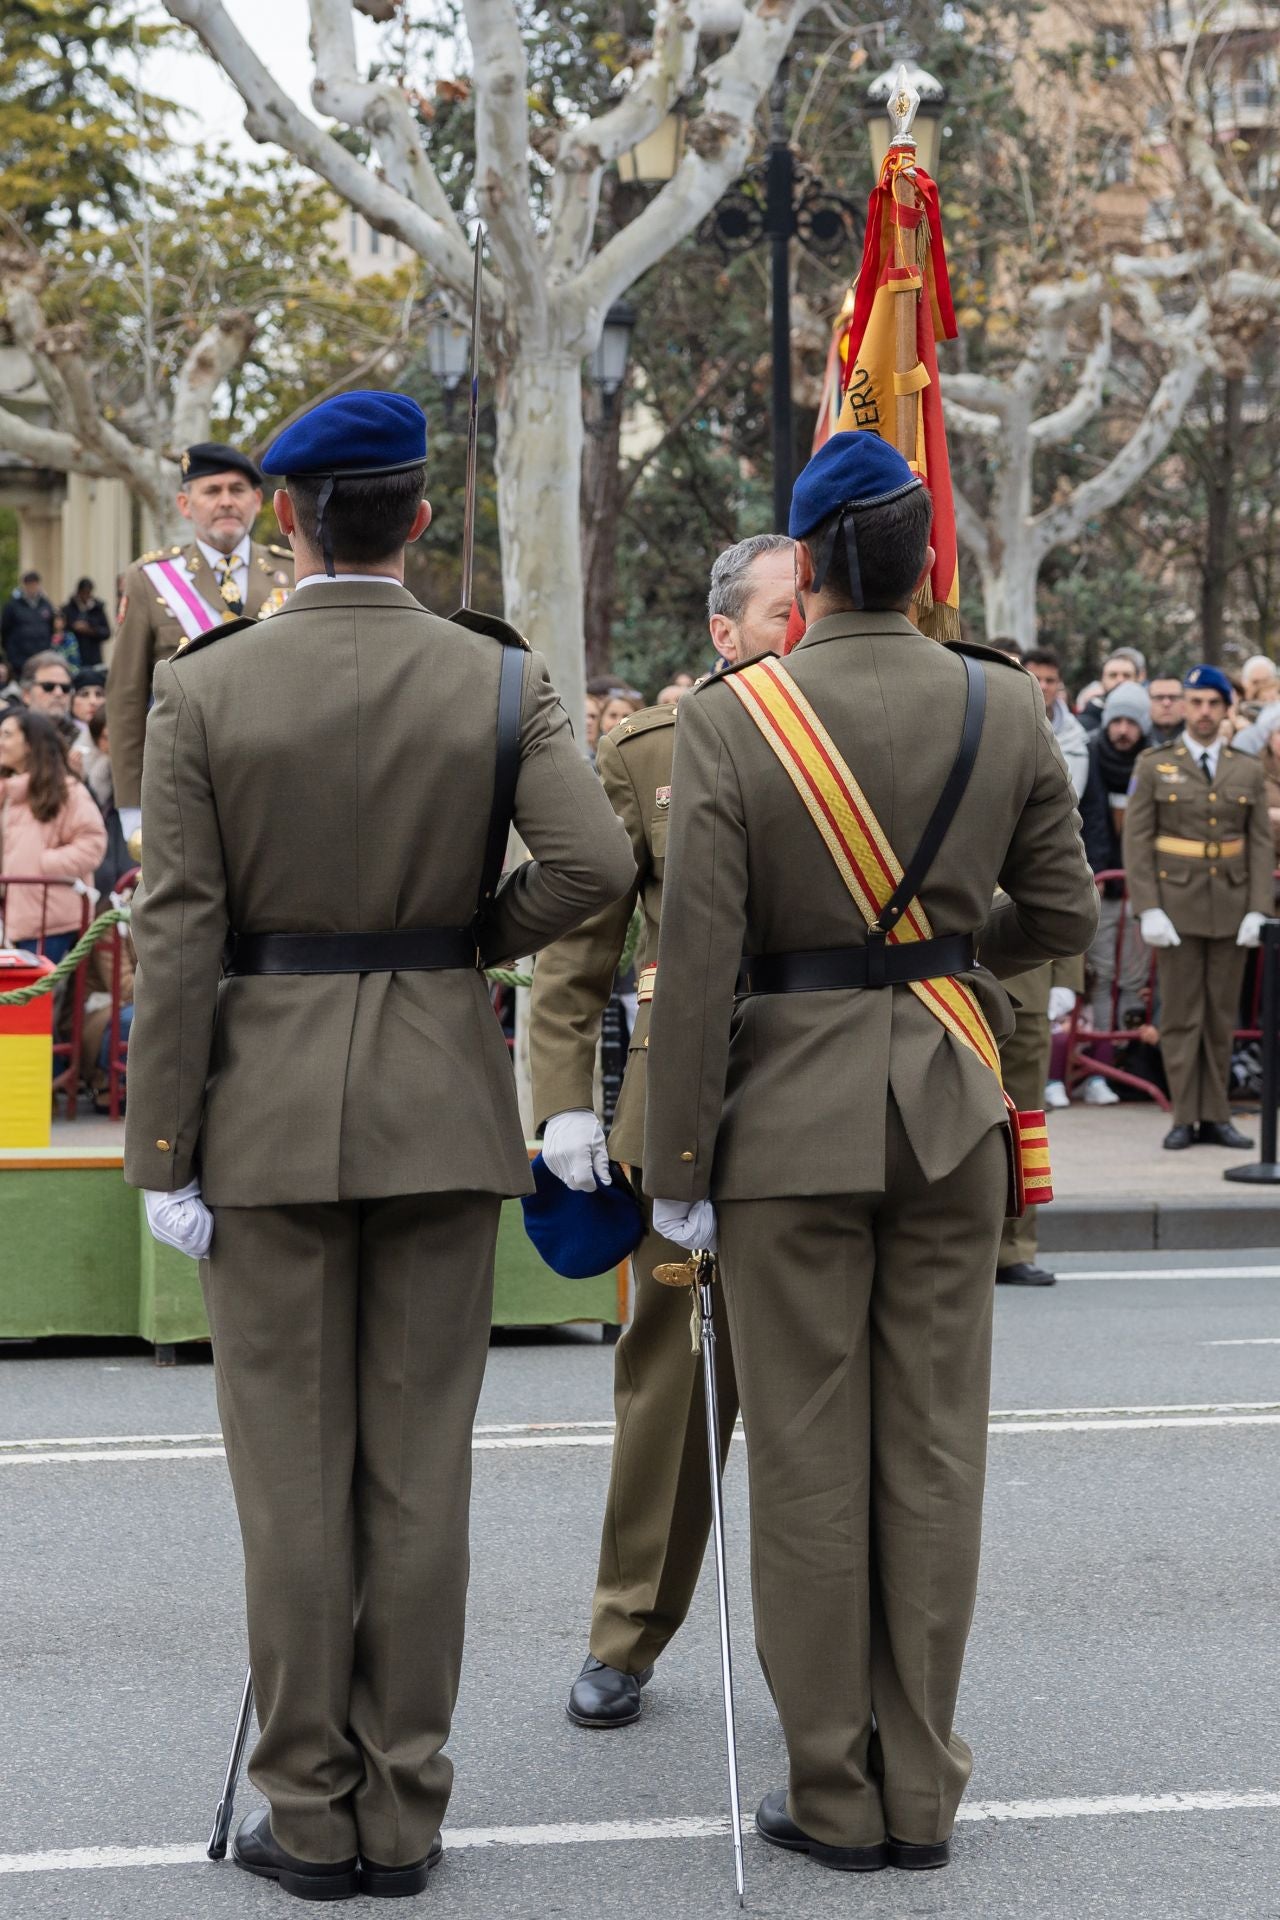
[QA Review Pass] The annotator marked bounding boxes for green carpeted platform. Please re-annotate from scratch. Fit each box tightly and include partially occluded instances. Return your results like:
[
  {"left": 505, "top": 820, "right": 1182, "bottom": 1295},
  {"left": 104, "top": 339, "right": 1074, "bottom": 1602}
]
[{"left": 0, "top": 1152, "right": 623, "bottom": 1350}]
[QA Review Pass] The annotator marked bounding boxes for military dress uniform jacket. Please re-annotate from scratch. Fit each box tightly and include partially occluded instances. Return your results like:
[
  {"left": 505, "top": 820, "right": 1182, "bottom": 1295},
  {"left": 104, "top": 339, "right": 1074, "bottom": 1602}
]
[
  {"left": 643, "top": 611, "right": 1099, "bottom": 1202},
  {"left": 123, "top": 580, "right": 635, "bottom": 1207},
  {"left": 1123, "top": 739, "right": 1273, "bottom": 938},
  {"left": 530, "top": 703, "right": 674, "bottom": 1166},
  {"left": 107, "top": 538, "right": 294, "bottom": 808}
]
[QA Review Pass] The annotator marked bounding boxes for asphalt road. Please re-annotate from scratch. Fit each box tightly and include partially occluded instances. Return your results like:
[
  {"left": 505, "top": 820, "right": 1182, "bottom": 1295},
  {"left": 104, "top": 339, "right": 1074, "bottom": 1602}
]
[{"left": 1, "top": 1252, "right": 1278, "bottom": 1920}]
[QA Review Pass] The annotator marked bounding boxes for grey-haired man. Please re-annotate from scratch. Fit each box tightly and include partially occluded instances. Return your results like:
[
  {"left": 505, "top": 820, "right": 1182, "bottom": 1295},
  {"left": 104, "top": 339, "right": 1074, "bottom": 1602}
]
[{"left": 530, "top": 533, "right": 794, "bottom": 1729}]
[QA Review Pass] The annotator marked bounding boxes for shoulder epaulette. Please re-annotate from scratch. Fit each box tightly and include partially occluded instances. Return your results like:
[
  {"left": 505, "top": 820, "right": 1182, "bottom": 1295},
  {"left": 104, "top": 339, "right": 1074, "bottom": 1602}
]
[
  {"left": 265, "top": 543, "right": 292, "bottom": 560},
  {"left": 447, "top": 606, "right": 530, "bottom": 650},
  {"left": 609, "top": 702, "right": 677, "bottom": 745},
  {"left": 1138, "top": 740, "right": 1186, "bottom": 760},
  {"left": 134, "top": 548, "right": 165, "bottom": 566},
  {"left": 946, "top": 639, "right": 1025, "bottom": 670},
  {"left": 694, "top": 652, "right": 777, "bottom": 691},
  {"left": 173, "top": 615, "right": 257, "bottom": 659}
]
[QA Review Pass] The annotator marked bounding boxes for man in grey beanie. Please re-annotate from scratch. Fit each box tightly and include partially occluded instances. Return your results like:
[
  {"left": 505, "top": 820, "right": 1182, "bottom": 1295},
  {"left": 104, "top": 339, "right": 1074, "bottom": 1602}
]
[{"left": 1076, "top": 681, "right": 1152, "bottom": 1102}]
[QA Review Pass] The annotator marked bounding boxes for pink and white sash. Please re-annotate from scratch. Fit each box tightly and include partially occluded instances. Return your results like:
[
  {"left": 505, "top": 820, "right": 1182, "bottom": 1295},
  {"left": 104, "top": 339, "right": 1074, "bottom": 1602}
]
[{"left": 142, "top": 558, "right": 223, "bottom": 642}]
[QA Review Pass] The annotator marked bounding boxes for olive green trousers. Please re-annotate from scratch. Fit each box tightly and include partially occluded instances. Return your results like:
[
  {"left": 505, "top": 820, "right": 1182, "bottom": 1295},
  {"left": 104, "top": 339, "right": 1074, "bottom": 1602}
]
[
  {"left": 203, "top": 1191, "right": 500, "bottom": 1867},
  {"left": 589, "top": 1203, "right": 738, "bottom": 1674},
  {"left": 717, "top": 1108, "right": 1006, "bottom": 1851}
]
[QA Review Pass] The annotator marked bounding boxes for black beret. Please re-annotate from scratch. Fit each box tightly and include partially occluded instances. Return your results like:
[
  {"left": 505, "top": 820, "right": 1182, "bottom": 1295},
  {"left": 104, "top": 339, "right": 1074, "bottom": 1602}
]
[{"left": 179, "top": 443, "right": 263, "bottom": 489}]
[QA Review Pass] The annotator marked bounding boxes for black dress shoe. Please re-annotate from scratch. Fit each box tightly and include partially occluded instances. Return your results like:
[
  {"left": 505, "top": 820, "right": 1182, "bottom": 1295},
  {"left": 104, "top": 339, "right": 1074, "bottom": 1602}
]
[
  {"left": 754, "top": 1790, "right": 886, "bottom": 1872},
  {"left": 997, "top": 1262, "right": 1056, "bottom": 1287},
  {"left": 1198, "top": 1121, "right": 1255, "bottom": 1150},
  {"left": 358, "top": 1834, "right": 443, "bottom": 1897},
  {"left": 1163, "top": 1124, "right": 1197, "bottom": 1150},
  {"left": 566, "top": 1656, "right": 654, "bottom": 1728},
  {"left": 232, "top": 1807, "right": 358, "bottom": 1901},
  {"left": 887, "top": 1834, "right": 951, "bottom": 1870}
]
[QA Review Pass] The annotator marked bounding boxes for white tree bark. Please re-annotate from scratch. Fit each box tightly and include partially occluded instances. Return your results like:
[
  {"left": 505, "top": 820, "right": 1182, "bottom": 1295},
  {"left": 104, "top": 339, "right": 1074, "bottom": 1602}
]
[
  {"left": 159, "top": 0, "right": 820, "bottom": 713},
  {"left": 0, "top": 249, "right": 257, "bottom": 534}
]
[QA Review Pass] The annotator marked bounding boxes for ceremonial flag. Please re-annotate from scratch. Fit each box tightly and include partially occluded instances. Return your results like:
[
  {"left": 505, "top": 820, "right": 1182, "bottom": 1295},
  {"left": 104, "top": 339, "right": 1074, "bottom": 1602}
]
[
  {"left": 811, "top": 286, "right": 857, "bottom": 453},
  {"left": 836, "top": 144, "right": 961, "bottom": 641}
]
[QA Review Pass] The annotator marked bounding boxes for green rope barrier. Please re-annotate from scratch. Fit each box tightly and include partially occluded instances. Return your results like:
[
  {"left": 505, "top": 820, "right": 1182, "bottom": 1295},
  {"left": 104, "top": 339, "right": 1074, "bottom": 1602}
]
[
  {"left": 485, "top": 967, "right": 532, "bottom": 988},
  {"left": 0, "top": 908, "right": 130, "bottom": 1006}
]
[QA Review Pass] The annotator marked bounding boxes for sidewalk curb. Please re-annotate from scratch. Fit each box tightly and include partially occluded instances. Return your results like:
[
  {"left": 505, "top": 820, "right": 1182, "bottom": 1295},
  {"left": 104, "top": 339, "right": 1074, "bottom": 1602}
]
[{"left": 1041, "top": 1196, "right": 1280, "bottom": 1253}]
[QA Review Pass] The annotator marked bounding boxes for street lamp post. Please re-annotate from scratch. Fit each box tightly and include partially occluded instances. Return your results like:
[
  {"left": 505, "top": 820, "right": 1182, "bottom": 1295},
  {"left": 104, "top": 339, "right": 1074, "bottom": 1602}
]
[
  {"left": 590, "top": 301, "right": 638, "bottom": 417},
  {"left": 425, "top": 308, "right": 471, "bottom": 427},
  {"left": 699, "top": 59, "right": 862, "bottom": 531}
]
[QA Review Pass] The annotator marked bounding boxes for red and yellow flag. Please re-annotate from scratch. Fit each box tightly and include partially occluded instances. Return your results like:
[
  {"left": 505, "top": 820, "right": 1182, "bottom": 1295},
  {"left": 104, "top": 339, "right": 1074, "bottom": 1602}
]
[{"left": 836, "top": 147, "right": 961, "bottom": 641}]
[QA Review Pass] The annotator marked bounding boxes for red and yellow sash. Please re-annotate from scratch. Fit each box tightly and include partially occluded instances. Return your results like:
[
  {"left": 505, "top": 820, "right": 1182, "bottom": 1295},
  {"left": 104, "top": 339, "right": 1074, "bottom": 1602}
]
[{"left": 725, "top": 656, "right": 1052, "bottom": 1208}]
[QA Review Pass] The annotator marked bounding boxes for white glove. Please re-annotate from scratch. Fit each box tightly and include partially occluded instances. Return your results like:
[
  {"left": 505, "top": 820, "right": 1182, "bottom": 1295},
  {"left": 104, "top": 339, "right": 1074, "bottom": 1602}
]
[
  {"left": 1047, "top": 987, "right": 1076, "bottom": 1023},
  {"left": 1140, "top": 908, "right": 1181, "bottom": 950},
  {"left": 1237, "top": 911, "right": 1266, "bottom": 949},
  {"left": 542, "top": 1109, "right": 610, "bottom": 1192},
  {"left": 118, "top": 807, "right": 142, "bottom": 844},
  {"left": 144, "top": 1181, "right": 214, "bottom": 1260},
  {"left": 652, "top": 1196, "right": 718, "bottom": 1254}
]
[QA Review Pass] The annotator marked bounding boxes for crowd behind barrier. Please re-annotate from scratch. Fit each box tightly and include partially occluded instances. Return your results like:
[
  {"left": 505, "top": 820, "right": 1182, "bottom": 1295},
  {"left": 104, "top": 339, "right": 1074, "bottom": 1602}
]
[{"left": 4, "top": 572, "right": 1280, "bottom": 1132}]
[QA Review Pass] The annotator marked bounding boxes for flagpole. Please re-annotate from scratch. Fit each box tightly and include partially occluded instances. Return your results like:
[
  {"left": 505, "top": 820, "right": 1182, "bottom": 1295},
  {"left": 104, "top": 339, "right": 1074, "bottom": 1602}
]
[{"left": 885, "top": 65, "right": 925, "bottom": 470}]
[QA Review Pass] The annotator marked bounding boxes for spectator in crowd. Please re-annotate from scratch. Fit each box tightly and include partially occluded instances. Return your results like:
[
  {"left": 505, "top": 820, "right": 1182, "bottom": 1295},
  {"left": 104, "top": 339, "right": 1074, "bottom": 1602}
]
[
  {"left": 0, "top": 655, "right": 14, "bottom": 702},
  {"left": 1241, "top": 655, "right": 1280, "bottom": 707},
  {"left": 1253, "top": 708, "right": 1280, "bottom": 851},
  {"left": 48, "top": 605, "right": 80, "bottom": 674},
  {"left": 0, "top": 707, "right": 107, "bottom": 962},
  {"left": 71, "top": 668, "right": 107, "bottom": 729},
  {"left": 1078, "top": 649, "right": 1145, "bottom": 732},
  {"left": 1147, "top": 671, "right": 1185, "bottom": 746},
  {"left": 599, "top": 687, "right": 646, "bottom": 736},
  {"left": 18, "top": 652, "right": 86, "bottom": 775},
  {"left": 583, "top": 692, "right": 602, "bottom": 761},
  {"left": 1022, "top": 646, "right": 1089, "bottom": 797},
  {"left": 61, "top": 578, "right": 111, "bottom": 670},
  {"left": 83, "top": 707, "right": 115, "bottom": 815},
  {"left": 655, "top": 683, "right": 689, "bottom": 707},
  {"left": 671, "top": 671, "right": 695, "bottom": 690},
  {"left": 79, "top": 920, "right": 135, "bottom": 1111},
  {"left": 1077, "top": 681, "right": 1153, "bottom": 1104},
  {"left": 1, "top": 571, "right": 57, "bottom": 678}
]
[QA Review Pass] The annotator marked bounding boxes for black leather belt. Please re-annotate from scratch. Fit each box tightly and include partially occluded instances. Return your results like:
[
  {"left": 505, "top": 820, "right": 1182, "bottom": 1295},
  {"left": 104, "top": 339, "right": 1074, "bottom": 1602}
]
[
  {"left": 736, "top": 932, "right": 975, "bottom": 995},
  {"left": 226, "top": 928, "right": 479, "bottom": 976}
]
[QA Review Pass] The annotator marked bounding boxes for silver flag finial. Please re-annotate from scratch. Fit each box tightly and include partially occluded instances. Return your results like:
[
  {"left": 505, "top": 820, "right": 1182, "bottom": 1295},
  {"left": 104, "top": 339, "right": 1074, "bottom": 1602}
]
[{"left": 887, "top": 61, "right": 921, "bottom": 147}]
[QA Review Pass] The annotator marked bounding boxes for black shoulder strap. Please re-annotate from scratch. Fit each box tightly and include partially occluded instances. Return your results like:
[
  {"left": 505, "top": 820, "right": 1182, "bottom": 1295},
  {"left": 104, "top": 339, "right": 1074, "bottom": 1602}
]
[
  {"left": 476, "top": 640, "right": 525, "bottom": 920},
  {"left": 873, "top": 651, "right": 987, "bottom": 941}
]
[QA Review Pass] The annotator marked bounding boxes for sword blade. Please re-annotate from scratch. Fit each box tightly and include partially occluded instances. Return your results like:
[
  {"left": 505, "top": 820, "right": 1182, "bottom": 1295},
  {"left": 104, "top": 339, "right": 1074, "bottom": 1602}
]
[
  {"left": 207, "top": 1665, "right": 255, "bottom": 1861},
  {"left": 459, "top": 225, "right": 484, "bottom": 610},
  {"left": 697, "top": 1258, "right": 746, "bottom": 1906}
]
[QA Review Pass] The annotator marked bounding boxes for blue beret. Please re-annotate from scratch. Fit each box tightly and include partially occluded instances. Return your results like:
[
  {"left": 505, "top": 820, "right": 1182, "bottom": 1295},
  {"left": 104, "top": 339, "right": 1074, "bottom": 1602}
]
[
  {"left": 1184, "top": 665, "right": 1234, "bottom": 702},
  {"left": 520, "top": 1154, "right": 646, "bottom": 1280},
  {"left": 789, "top": 430, "right": 923, "bottom": 540},
  {"left": 262, "top": 389, "right": 427, "bottom": 479}
]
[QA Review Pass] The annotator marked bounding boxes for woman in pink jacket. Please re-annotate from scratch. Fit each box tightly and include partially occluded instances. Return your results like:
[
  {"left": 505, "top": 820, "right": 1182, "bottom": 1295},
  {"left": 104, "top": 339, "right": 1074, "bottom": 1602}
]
[{"left": 0, "top": 706, "right": 107, "bottom": 962}]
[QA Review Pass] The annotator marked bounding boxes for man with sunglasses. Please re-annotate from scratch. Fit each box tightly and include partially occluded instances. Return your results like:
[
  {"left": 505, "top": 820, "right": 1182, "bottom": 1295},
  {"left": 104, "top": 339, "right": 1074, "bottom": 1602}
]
[{"left": 19, "top": 652, "right": 89, "bottom": 779}]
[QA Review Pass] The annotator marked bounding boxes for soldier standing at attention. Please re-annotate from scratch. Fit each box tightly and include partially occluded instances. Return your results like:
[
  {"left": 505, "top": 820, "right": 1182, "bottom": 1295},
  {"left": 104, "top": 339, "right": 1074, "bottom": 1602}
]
[
  {"left": 643, "top": 431, "right": 1097, "bottom": 1873},
  {"left": 530, "top": 533, "right": 795, "bottom": 1730},
  {"left": 106, "top": 442, "right": 294, "bottom": 834},
  {"left": 123, "top": 391, "right": 633, "bottom": 1902},
  {"left": 1124, "top": 663, "right": 1272, "bottom": 1151}
]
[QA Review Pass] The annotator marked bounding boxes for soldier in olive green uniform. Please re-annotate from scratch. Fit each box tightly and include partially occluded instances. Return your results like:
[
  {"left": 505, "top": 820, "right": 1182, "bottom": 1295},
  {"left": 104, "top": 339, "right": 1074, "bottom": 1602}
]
[
  {"left": 125, "top": 394, "right": 633, "bottom": 1901},
  {"left": 644, "top": 433, "right": 1097, "bottom": 1871},
  {"left": 106, "top": 443, "right": 293, "bottom": 816},
  {"left": 1124, "top": 664, "right": 1273, "bottom": 1151},
  {"left": 530, "top": 534, "right": 794, "bottom": 1729}
]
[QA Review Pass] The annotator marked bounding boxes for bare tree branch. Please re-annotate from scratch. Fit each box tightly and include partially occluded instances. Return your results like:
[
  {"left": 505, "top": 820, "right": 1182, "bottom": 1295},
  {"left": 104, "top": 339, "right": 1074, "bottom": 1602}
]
[
  {"left": 170, "top": 312, "right": 258, "bottom": 448},
  {"left": 1183, "top": 120, "right": 1280, "bottom": 267},
  {"left": 944, "top": 398, "right": 1005, "bottom": 440},
  {"left": 0, "top": 403, "right": 119, "bottom": 479},
  {"left": 162, "top": 0, "right": 484, "bottom": 310},
  {"left": 1030, "top": 308, "right": 1112, "bottom": 446},
  {"left": 942, "top": 371, "right": 1010, "bottom": 415},
  {"left": 462, "top": 0, "right": 543, "bottom": 324},
  {"left": 1029, "top": 303, "right": 1210, "bottom": 559},
  {"left": 573, "top": 0, "right": 820, "bottom": 327},
  {"left": 953, "top": 483, "right": 992, "bottom": 573}
]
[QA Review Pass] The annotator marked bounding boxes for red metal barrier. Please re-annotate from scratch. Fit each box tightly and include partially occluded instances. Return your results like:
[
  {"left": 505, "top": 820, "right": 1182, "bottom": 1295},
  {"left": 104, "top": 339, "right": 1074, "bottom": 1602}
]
[
  {"left": 104, "top": 867, "right": 140, "bottom": 1120},
  {"left": 1065, "top": 870, "right": 1168, "bottom": 1110},
  {"left": 0, "top": 874, "right": 91, "bottom": 1119}
]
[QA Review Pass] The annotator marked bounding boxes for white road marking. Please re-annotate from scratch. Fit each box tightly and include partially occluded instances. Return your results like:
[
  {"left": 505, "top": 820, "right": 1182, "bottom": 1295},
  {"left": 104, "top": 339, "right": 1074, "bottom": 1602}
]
[
  {"left": 6, "top": 1401, "right": 1280, "bottom": 1465},
  {"left": 1208, "top": 1338, "right": 1280, "bottom": 1346},
  {"left": 2, "top": 1790, "right": 1277, "bottom": 1876},
  {"left": 1060, "top": 1267, "right": 1280, "bottom": 1282}
]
